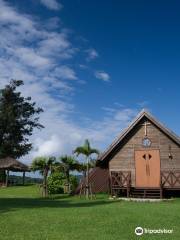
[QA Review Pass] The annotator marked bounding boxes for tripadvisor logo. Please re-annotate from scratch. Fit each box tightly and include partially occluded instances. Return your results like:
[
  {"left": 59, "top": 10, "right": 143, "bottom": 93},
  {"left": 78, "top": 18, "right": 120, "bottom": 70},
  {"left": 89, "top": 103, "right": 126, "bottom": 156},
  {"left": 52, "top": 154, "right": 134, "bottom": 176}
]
[
  {"left": 135, "top": 227, "right": 143, "bottom": 236},
  {"left": 135, "top": 226, "right": 173, "bottom": 236}
]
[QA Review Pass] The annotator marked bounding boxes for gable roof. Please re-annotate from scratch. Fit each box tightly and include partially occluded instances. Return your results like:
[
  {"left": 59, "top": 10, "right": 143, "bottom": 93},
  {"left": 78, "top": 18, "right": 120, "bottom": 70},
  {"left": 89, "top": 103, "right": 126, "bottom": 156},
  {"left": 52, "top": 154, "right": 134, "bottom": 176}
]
[{"left": 98, "top": 109, "right": 180, "bottom": 162}]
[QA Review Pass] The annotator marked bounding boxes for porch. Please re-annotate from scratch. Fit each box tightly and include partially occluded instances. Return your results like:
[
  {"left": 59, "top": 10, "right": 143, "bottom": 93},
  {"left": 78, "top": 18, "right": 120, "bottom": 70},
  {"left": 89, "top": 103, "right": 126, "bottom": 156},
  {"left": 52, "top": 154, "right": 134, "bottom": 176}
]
[{"left": 110, "top": 170, "right": 180, "bottom": 198}]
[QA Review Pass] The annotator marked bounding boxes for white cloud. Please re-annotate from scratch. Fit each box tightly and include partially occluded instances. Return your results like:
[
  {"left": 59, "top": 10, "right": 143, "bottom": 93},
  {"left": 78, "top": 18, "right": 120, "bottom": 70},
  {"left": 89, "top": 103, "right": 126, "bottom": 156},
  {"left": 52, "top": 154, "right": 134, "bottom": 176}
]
[
  {"left": 86, "top": 48, "right": 99, "bottom": 60},
  {"left": 0, "top": 0, "right": 34, "bottom": 28},
  {"left": 30, "top": 107, "right": 138, "bottom": 161},
  {"left": 137, "top": 101, "right": 149, "bottom": 108},
  {"left": 33, "top": 135, "right": 63, "bottom": 156},
  {"left": 0, "top": 0, "right": 138, "bottom": 171},
  {"left": 40, "top": 0, "right": 62, "bottom": 10},
  {"left": 95, "top": 71, "right": 110, "bottom": 82},
  {"left": 14, "top": 47, "right": 51, "bottom": 68},
  {"left": 38, "top": 32, "right": 76, "bottom": 59},
  {"left": 53, "top": 66, "right": 77, "bottom": 80}
]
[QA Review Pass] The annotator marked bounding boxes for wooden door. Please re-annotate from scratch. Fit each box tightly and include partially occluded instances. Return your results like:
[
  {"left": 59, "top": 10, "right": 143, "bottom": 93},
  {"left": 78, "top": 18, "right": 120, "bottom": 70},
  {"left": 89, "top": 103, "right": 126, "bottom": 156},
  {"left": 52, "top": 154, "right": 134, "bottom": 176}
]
[{"left": 135, "top": 150, "right": 160, "bottom": 187}]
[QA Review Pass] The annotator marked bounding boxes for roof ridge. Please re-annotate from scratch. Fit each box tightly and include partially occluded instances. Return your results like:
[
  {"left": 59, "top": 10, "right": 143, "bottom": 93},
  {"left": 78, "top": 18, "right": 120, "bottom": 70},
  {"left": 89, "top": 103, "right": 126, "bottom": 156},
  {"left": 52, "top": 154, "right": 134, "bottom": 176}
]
[{"left": 98, "top": 109, "right": 180, "bottom": 162}]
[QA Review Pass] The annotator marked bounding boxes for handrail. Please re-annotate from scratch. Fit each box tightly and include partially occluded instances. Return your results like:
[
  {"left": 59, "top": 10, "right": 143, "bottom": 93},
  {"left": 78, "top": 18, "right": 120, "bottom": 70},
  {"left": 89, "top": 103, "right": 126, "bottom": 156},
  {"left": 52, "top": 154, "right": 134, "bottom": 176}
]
[
  {"left": 161, "top": 170, "right": 180, "bottom": 188},
  {"left": 110, "top": 171, "right": 131, "bottom": 187}
]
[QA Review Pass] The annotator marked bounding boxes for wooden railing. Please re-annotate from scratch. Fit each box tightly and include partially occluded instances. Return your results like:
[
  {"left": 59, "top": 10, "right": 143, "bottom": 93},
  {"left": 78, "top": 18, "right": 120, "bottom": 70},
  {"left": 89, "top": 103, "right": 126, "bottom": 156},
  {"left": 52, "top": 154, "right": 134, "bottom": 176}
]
[
  {"left": 161, "top": 170, "right": 180, "bottom": 188},
  {"left": 110, "top": 171, "right": 131, "bottom": 197}
]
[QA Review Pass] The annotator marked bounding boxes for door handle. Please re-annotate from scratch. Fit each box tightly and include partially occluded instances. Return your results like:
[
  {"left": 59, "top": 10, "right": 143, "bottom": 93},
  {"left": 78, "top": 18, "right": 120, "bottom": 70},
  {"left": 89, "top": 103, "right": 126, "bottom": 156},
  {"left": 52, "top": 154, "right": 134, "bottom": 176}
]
[
  {"left": 148, "top": 164, "right": 150, "bottom": 176},
  {"left": 146, "top": 164, "right": 148, "bottom": 175},
  {"left": 146, "top": 164, "right": 150, "bottom": 176}
]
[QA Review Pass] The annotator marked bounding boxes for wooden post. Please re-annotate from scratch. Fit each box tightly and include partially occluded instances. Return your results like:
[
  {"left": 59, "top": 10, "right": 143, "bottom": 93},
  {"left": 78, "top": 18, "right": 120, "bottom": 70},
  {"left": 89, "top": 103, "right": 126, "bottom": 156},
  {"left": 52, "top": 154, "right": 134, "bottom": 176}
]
[
  {"left": 86, "top": 156, "right": 89, "bottom": 199},
  {"left": 127, "top": 186, "right": 129, "bottom": 198},
  {"left": 160, "top": 188, "right": 163, "bottom": 199},
  {"left": 5, "top": 170, "right": 9, "bottom": 187},
  {"left": 22, "top": 171, "right": 25, "bottom": 185},
  {"left": 160, "top": 173, "right": 163, "bottom": 199},
  {"left": 108, "top": 175, "right": 111, "bottom": 196}
]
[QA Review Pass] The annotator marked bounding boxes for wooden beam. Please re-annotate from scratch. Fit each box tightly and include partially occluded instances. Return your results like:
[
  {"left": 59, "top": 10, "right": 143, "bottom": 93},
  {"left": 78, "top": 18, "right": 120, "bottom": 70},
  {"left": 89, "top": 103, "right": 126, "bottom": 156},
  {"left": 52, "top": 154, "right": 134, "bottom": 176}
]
[
  {"left": 22, "top": 172, "right": 25, "bottom": 185},
  {"left": 5, "top": 170, "right": 9, "bottom": 187}
]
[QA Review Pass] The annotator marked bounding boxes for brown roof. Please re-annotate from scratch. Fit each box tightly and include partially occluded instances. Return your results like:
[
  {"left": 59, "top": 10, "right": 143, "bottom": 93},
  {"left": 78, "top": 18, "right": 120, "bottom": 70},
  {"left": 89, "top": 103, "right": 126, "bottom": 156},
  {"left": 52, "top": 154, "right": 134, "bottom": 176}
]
[
  {"left": 0, "top": 157, "right": 30, "bottom": 172},
  {"left": 98, "top": 109, "right": 180, "bottom": 162}
]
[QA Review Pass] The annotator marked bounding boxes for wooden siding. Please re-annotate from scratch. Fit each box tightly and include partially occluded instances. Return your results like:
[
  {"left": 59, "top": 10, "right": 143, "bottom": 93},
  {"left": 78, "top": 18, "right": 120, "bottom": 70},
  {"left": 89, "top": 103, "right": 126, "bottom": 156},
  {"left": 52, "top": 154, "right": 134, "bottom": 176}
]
[
  {"left": 109, "top": 118, "right": 180, "bottom": 187},
  {"left": 75, "top": 167, "right": 109, "bottom": 194}
]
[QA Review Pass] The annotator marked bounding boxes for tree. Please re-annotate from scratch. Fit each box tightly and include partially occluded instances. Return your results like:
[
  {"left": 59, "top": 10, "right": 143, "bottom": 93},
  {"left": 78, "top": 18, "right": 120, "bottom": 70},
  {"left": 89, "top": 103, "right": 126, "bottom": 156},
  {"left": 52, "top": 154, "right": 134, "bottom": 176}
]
[
  {"left": 74, "top": 139, "right": 99, "bottom": 199},
  {"left": 0, "top": 80, "right": 44, "bottom": 159},
  {"left": 57, "top": 155, "right": 78, "bottom": 193},
  {"left": 31, "top": 156, "right": 56, "bottom": 197},
  {"left": 76, "top": 159, "right": 96, "bottom": 178}
]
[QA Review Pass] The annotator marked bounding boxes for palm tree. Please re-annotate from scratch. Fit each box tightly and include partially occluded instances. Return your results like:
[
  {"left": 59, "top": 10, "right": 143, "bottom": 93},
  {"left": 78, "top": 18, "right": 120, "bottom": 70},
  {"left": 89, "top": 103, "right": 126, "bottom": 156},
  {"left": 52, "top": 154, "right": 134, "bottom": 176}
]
[
  {"left": 74, "top": 139, "right": 99, "bottom": 199},
  {"left": 58, "top": 155, "right": 78, "bottom": 193},
  {"left": 31, "top": 156, "right": 56, "bottom": 197},
  {"left": 76, "top": 159, "right": 96, "bottom": 178}
]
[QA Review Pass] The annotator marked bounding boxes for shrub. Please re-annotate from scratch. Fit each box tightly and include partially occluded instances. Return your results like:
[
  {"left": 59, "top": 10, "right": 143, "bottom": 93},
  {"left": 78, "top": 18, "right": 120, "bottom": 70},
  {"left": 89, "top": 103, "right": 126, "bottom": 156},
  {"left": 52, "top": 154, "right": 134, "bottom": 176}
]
[
  {"left": 48, "top": 172, "right": 64, "bottom": 194},
  {"left": 69, "top": 175, "right": 78, "bottom": 192},
  {"left": 48, "top": 172, "right": 79, "bottom": 194}
]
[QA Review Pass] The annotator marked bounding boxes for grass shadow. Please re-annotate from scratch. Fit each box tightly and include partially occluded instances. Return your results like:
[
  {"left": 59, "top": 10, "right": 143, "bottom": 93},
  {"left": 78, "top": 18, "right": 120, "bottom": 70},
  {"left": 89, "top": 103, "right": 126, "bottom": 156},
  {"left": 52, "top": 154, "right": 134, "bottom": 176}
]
[{"left": 0, "top": 196, "right": 115, "bottom": 214}]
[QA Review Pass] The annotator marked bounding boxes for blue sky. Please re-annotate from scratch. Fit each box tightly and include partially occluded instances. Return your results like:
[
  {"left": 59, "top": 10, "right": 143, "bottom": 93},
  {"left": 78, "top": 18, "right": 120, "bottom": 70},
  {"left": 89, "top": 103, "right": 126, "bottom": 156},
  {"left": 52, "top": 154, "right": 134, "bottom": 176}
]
[{"left": 0, "top": 0, "right": 180, "bottom": 167}]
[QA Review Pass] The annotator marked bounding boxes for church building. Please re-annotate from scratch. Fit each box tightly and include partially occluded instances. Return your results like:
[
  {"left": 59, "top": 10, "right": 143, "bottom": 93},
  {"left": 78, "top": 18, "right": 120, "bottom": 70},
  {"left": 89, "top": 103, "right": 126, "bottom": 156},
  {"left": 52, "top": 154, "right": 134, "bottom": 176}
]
[{"left": 86, "top": 110, "right": 180, "bottom": 198}]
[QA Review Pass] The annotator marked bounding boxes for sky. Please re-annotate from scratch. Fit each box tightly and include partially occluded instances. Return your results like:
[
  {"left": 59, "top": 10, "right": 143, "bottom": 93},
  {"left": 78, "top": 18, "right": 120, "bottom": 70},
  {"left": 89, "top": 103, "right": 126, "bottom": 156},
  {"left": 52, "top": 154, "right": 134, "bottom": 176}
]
[{"left": 0, "top": 0, "right": 180, "bottom": 172}]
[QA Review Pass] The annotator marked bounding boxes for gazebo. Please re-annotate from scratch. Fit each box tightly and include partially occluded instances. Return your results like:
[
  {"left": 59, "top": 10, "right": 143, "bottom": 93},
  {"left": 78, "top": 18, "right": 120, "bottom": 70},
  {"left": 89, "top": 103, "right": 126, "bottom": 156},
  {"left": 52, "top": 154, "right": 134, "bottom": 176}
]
[{"left": 0, "top": 157, "right": 30, "bottom": 186}]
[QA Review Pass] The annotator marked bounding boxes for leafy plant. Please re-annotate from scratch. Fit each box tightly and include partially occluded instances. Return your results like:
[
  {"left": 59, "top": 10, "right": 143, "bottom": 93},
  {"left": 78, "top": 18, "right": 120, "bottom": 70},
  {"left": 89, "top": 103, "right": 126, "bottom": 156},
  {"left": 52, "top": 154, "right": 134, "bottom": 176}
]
[
  {"left": 69, "top": 175, "right": 78, "bottom": 192},
  {"left": 31, "top": 156, "right": 56, "bottom": 197},
  {"left": 48, "top": 172, "right": 78, "bottom": 194},
  {"left": 48, "top": 172, "right": 65, "bottom": 194},
  {"left": 0, "top": 80, "right": 43, "bottom": 159},
  {"left": 74, "top": 139, "right": 99, "bottom": 199},
  {"left": 57, "top": 155, "right": 78, "bottom": 193}
]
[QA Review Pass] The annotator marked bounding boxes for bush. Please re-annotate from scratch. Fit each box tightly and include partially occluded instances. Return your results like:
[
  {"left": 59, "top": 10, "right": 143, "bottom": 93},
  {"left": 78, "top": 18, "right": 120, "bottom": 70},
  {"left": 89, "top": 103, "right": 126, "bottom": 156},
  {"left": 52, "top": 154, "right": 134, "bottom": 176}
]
[
  {"left": 48, "top": 172, "right": 64, "bottom": 194},
  {"left": 0, "top": 170, "right": 6, "bottom": 182},
  {"left": 48, "top": 172, "right": 79, "bottom": 194},
  {"left": 69, "top": 175, "right": 78, "bottom": 192}
]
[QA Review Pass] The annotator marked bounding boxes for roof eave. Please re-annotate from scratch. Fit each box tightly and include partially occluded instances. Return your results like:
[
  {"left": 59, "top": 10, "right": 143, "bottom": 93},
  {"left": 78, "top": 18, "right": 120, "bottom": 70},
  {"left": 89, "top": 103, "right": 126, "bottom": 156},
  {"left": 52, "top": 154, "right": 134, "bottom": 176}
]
[{"left": 98, "top": 110, "right": 180, "bottom": 162}]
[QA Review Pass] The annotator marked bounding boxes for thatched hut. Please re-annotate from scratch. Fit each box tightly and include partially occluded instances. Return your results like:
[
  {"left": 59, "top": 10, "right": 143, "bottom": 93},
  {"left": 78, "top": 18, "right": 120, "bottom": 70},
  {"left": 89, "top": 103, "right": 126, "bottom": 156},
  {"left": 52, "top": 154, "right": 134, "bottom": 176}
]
[{"left": 0, "top": 157, "right": 30, "bottom": 186}]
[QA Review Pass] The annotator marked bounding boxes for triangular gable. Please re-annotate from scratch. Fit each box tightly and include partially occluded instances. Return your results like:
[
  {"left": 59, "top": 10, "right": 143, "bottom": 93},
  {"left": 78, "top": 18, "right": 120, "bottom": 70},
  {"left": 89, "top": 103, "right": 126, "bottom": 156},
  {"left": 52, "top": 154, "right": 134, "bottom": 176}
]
[{"left": 98, "top": 109, "right": 180, "bottom": 162}]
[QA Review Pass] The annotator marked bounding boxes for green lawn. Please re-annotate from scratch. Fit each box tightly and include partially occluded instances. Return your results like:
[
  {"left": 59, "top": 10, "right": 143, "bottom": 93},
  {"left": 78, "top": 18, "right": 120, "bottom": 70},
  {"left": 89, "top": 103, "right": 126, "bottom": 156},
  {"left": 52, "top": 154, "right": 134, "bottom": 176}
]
[{"left": 0, "top": 185, "right": 180, "bottom": 240}]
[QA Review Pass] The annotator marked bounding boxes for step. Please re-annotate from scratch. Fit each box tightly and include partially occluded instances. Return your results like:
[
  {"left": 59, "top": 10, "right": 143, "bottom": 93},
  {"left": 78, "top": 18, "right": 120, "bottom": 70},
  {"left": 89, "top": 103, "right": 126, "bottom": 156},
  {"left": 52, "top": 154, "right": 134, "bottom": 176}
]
[
  {"left": 131, "top": 188, "right": 161, "bottom": 199},
  {"left": 131, "top": 195, "right": 160, "bottom": 198},
  {"left": 131, "top": 192, "right": 160, "bottom": 194}
]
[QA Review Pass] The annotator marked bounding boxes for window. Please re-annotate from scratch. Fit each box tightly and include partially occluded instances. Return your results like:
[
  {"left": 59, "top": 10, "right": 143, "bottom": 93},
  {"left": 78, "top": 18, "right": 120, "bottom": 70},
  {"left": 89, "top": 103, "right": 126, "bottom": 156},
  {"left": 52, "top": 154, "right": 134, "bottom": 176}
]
[{"left": 142, "top": 137, "right": 151, "bottom": 147}]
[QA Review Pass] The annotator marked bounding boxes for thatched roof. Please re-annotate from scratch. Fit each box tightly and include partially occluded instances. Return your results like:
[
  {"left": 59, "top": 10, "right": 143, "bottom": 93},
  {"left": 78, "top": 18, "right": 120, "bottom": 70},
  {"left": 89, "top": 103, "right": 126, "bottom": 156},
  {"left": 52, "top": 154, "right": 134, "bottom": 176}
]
[{"left": 0, "top": 157, "right": 30, "bottom": 172}]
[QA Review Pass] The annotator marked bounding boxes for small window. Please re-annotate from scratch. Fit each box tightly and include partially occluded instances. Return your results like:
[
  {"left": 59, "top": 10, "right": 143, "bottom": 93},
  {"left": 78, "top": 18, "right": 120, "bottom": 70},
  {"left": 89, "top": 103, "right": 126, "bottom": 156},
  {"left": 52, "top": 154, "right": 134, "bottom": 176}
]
[{"left": 142, "top": 138, "right": 151, "bottom": 147}]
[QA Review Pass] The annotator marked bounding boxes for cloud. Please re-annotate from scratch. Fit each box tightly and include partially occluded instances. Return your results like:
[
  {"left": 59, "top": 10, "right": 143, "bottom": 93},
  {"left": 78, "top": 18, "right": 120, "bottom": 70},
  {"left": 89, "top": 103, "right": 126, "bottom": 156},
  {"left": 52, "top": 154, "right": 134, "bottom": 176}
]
[
  {"left": 40, "top": 0, "right": 62, "bottom": 10},
  {"left": 33, "top": 135, "right": 64, "bottom": 156},
  {"left": 0, "top": 0, "right": 138, "bottom": 171},
  {"left": 31, "top": 107, "right": 138, "bottom": 160},
  {"left": 53, "top": 66, "right": 77, "bottom": 80},
  {"left": 14, "top": 47, "right": 51, "bottom": 68},
  {"left": 0, "top": 0, "right": 77, "bottom": 88},
  {"left": 95, "top": 71, "right": 110, "bottom": 82},
  {"left": 86, "top": 48, "right": 99, "bottom": 61},
  {"left": 137, "top": 101, "right": 149, "bottom": 108}
]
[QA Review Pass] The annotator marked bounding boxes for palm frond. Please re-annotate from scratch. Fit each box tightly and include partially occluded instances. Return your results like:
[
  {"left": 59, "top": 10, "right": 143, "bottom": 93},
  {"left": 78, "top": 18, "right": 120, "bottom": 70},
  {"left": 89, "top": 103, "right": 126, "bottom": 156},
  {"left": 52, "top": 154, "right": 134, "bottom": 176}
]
[
  {"left": 31, "top": 156, "right": 56, "bottom": 173},
  {"left": 73, "top": 146, "right": 88, "bottom": 156},
  {"left": 89, "top": 148, "right": 99, "bottom": 155}
]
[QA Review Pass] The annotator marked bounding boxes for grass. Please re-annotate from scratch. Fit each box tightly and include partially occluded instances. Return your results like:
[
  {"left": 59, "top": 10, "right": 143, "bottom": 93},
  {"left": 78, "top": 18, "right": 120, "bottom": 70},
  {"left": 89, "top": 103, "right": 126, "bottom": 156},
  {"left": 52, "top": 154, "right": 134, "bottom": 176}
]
[{"left": 0, "top": 185, "right": 180, "bottom": 240}]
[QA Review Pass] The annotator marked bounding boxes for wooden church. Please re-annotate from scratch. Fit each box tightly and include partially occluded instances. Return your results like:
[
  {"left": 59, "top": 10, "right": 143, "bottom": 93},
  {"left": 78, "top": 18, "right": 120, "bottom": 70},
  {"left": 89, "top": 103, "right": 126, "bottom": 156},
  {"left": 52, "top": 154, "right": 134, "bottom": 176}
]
[{"left": 79, "top": 110, "right": 180, "bottom": 198}]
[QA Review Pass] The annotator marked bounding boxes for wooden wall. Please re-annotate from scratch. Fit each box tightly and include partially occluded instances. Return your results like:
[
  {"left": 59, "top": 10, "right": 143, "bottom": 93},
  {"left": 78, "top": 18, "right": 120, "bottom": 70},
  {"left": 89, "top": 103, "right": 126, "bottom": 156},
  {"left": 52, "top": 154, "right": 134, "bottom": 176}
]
[{"left": 109, "top": 118, "right": 180, "bottom": 186}]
